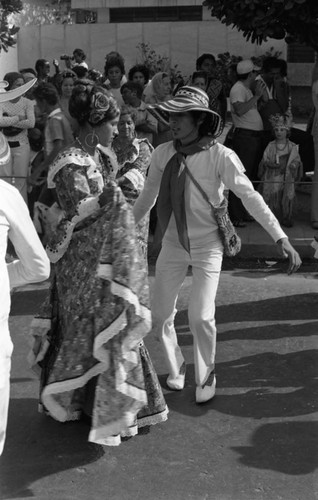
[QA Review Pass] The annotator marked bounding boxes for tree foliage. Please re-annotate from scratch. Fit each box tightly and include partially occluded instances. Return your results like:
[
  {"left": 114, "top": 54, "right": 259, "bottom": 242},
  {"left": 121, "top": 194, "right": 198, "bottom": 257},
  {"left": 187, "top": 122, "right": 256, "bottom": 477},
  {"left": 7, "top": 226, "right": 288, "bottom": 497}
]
[
  {"left": 203, "top": 0, "right": 318, "bottom": 50},
  {"left": 0, "top": 0, "right": 22, "bottom": 52}
]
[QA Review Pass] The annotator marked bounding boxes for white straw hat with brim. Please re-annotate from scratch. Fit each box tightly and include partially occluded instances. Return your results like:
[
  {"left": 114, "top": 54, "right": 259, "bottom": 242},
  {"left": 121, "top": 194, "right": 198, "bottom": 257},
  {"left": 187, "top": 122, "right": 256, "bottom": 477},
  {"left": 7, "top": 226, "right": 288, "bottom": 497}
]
[
  {"left": 0, "top": 78, "right": 37, "bottom": 101},
  {"left": 147, "top": 86, "right": 223, "bottom": 137}
]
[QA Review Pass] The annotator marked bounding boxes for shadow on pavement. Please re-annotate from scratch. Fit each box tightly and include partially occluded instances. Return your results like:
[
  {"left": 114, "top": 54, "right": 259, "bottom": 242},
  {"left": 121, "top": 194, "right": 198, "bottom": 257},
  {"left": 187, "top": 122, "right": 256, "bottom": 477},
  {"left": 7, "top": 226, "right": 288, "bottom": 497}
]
[
  {"left": 177, "top": 321, "right": 318, "bottom": 345},
  {"left": 0, "top": 398, "right": 104, "bottom": 499},
  {"left": 232, "top": 421, "right": 318, "bottom": 475}
]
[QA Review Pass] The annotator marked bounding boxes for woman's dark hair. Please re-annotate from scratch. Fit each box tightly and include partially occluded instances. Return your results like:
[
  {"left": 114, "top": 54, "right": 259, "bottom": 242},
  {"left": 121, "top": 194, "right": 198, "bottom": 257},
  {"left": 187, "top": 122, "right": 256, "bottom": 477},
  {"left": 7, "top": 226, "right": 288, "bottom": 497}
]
[
  {"left": 104, "top": 56, "right": 125, "bottom": 77},
  {"left": 128, "top": 64, "right": 150, "bottom": 85},
  {"left": 196, "top": 53, "right": 216, "bottom": 71},
  {"left": 189, "top": 110, "right": 221, "bottom": 138},
  {"left": 69, "top": 79, "right": 120, "bottom": 126},
  {"left": 3, "top": 72, "right": 24, "bottom": 90},
  {"left": 33, "top": 82, "right": 59, "bottom": 106},
  {"left": 73, "top": 48, "right": 86, "bottom": 61}
]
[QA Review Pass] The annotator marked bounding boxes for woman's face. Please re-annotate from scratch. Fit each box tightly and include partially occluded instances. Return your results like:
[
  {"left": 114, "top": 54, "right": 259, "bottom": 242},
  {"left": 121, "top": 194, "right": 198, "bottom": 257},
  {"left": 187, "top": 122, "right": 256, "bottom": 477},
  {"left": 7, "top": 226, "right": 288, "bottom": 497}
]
[
  {"left": 117, "top": 113, "right": 135, "bottom": 142},
  {"left": 169, "top": 112, "right": 198, "bottom": 144},
  {"left": 192, "top": 78, "right": 207, "bottom": 91},
  {"left": 96, "top": 116, "right": 119, "bottom": 147},
  {"left": 162, "top": 76, "right": 171, "bottom": 96},
  {"left": 61, "top": 77, "right": 74, "bottom": 98},
  {"left": 132, "top": 71, "right": 145, "bottom": 87},
  {"left": 11, "top": 78, "right": 25, "bottom": 90},
  {"left": 107, "top": 66, "right": 122, "bottom": 87}
]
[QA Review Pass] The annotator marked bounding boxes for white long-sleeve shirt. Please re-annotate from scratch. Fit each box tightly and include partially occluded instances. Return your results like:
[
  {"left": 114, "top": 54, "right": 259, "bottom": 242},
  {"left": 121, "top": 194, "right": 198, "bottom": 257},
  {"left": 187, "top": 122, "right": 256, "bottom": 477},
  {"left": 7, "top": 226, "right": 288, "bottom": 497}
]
[
  {"left": 133, "top": 140, "right": 287, "bottom": 249},
  {"left": 0, "top": 180, "right": 50, "bottom": 357}
]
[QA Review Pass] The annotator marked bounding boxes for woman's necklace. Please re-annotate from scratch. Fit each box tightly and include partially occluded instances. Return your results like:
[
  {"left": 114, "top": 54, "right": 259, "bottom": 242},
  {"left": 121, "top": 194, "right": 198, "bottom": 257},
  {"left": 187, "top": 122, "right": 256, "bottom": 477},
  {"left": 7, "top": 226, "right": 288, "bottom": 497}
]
[{"left": 275, "top": 140, "right": 288, "bottom": 164}]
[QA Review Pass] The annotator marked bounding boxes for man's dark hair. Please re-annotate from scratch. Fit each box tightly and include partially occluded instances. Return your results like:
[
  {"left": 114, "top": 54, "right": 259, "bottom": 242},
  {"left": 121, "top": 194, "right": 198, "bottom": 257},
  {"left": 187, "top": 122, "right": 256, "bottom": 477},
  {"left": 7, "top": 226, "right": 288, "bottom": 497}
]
[
  {"left": 35, "top": 59, "right": 49, "bottom": 74},
  {"left": 73, "top": 48, "right": 86, "bottom": 61},
  {"left": 262, "top": 57, "right": 282, "bottom": 74},
  {"left": 121, "top": 81, "right": 144, "bottom": 99},
  {"left": 196, "top": 53, "right": 216, "bottom": 71},
  {"left": 33, "top": 82, "right": 59, "bottom": 106}
]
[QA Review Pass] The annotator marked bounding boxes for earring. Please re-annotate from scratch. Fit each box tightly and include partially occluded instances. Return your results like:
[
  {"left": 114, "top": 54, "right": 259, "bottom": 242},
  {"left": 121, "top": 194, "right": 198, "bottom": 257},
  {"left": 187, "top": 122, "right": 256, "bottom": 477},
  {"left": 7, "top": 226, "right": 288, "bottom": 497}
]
[{"left": 85, "top": 129, "right": 99, "bottom": 148}]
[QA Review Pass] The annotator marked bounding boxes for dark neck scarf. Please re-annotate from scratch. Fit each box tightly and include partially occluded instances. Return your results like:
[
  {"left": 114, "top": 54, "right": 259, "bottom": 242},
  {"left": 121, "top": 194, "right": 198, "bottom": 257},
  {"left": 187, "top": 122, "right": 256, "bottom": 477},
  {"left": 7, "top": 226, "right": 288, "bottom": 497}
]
[{"left": 157, "top": 136, "right": 215, "bottom": 252}]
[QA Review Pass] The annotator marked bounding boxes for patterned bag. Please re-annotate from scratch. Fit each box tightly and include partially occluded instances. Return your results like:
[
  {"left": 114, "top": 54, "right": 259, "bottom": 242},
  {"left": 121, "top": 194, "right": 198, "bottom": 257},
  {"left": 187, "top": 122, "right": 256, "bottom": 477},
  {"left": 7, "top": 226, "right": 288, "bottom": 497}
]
[{"left": 184, "top": 162, "right": 241, "bottom": 257}]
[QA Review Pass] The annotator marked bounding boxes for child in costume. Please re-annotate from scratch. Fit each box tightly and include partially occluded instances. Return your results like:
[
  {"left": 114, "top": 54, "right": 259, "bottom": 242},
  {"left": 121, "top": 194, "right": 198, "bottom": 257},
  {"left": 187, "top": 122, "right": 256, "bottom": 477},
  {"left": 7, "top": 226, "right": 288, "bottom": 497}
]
[{"left": 258, "top": 113, "right": 302, "bottom": 227}]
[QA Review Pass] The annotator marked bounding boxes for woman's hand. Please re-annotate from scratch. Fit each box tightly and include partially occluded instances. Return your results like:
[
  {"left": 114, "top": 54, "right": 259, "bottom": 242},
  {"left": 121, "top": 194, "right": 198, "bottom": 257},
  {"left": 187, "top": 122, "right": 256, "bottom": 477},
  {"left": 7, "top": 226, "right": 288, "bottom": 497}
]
[{"left": 276, "top": 237, "right": 302, "bottom": 274}]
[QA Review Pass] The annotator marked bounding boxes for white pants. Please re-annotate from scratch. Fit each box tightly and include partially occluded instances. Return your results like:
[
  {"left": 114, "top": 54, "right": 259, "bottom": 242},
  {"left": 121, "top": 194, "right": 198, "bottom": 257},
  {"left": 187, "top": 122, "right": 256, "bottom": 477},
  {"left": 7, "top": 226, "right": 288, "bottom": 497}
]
[
  {"left": 152, "top": 239, "right": 223, "bottom": 387},
  {"left": 10, "top": 143, "right": 30, "bottom": 203},
  {"left": 0, "top": 353, "right": 12, "bottom": 455}
]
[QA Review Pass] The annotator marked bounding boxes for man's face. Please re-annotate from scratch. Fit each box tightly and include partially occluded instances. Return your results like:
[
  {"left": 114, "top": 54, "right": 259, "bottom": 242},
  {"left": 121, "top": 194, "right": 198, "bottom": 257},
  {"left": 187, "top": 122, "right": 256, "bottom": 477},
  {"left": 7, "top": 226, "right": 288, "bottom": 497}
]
[
  {"left": 265, "top": 67, "right": 282, "bottom": 84},
  {"left": 41, "top": 62, "right": 50, "bottom": 77}
]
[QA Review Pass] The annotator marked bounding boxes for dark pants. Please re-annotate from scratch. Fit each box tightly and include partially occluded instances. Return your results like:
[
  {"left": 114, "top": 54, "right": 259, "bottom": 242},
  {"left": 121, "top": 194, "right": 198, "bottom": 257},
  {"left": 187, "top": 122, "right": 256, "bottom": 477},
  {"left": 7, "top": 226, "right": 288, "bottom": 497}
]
[{"left": 228, "top": 128, "right": 264, "bottom": 222}]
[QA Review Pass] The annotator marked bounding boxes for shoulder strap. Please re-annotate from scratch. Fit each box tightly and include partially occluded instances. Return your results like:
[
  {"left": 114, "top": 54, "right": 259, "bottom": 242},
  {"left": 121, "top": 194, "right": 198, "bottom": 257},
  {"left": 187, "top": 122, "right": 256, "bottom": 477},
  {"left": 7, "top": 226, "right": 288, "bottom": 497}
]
[{"left": 182, "top": 157, "right": 215, "bottom": 210}]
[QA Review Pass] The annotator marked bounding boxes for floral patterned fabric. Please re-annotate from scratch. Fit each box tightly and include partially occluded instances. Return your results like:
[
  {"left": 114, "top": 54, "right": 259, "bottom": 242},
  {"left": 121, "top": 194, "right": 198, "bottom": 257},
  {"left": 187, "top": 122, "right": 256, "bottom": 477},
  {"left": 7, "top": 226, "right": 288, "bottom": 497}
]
[
  {"left": 29, "top": 145, "right": 167, "bottom": 446},
  {"left": 114, "top": 137, "right": 153, "bottom": 256}
]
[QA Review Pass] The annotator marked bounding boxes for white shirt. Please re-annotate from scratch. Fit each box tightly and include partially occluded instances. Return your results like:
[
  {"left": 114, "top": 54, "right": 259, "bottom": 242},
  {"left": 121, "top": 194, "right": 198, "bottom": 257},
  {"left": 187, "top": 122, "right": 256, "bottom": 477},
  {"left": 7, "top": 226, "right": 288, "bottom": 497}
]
[
  {"left": 0, "top": 180, "right": 50, "bottom": 356},
  {"left": 133, "top": 141, "right": 287, "bottom": 249},
  {"left": 230, "top": 81, "right": 263, "bottom": 131}
]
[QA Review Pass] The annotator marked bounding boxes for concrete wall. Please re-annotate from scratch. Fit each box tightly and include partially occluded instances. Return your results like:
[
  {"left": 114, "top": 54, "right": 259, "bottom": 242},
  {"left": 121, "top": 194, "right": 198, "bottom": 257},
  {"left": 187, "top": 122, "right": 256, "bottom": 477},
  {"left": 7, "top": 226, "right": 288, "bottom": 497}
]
[
  {"left": 0, "top": 47, "right": 19, "bottom": 80},
  {"left": 16, "top": 20, "right": 289, "bottom": 81}
]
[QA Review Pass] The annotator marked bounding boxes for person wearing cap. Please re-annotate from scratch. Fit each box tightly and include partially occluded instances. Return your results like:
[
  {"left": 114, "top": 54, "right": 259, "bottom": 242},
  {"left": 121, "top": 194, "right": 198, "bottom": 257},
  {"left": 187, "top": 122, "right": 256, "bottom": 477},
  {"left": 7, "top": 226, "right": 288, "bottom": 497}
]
[
  {"left": 133, "top": 85, "right": 301, "bottom": 404},
  {"left": 228, "top": 59, "right": 266, "bottom": 226}
]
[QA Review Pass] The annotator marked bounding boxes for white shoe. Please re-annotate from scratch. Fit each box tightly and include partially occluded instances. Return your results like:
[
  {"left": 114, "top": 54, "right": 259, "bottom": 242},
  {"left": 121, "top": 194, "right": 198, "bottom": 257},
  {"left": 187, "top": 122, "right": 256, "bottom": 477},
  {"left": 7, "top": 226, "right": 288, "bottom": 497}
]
[
  {"left": 196, "top": 372, "right": 216, "bottom": 404},
  {"left": 166, "top": 362, "right": 186, "bottom": 390}
]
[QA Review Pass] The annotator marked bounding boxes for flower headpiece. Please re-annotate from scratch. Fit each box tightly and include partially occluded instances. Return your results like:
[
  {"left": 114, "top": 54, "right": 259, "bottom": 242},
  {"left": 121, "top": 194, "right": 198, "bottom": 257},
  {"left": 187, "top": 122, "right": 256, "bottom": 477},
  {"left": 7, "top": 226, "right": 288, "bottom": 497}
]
[
  {"left": 89, "top": 91, "right": 110, "bottom": 125},
  {"left": 269, "top": 113, "right": 292, "bottom": 130}
]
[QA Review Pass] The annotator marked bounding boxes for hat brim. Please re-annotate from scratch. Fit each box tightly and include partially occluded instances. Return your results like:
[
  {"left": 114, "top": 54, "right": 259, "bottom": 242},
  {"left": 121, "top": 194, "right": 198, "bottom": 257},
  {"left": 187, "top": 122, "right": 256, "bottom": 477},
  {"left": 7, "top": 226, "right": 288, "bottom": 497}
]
[
  {"left": 0, "top": 132, "right": 11, "bottom": 165},
  {"left": 147, "top": 99, "right": 223, "bottom": 137},
  {"left": 0, "top": 78, "right": 37, "bottom": 103}
]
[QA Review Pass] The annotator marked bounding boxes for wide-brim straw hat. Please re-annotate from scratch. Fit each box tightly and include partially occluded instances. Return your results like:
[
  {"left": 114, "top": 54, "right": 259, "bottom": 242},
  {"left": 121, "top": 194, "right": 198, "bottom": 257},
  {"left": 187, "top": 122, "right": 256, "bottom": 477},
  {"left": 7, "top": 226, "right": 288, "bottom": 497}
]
[
  {"left": 0, "top": 78, "right": 37, "bottom": 102},
  {"left": 147, "top": 85, "right": 222, "bottom": 137}
]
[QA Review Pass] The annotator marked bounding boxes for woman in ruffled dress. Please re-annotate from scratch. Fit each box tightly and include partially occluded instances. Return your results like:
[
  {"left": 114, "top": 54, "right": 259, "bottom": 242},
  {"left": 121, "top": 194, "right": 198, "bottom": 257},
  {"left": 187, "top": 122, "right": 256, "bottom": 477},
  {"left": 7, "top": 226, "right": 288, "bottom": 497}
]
[{"left": 29, "top": 81, "right": 168, "bottom": 446}]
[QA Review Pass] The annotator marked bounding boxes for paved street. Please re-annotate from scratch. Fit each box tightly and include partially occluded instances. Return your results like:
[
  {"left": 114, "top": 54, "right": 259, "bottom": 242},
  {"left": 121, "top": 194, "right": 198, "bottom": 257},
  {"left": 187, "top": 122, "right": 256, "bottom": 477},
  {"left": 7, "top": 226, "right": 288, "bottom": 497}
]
[{"left": 0, "top": 262, "right": 318, "bottom": 500}]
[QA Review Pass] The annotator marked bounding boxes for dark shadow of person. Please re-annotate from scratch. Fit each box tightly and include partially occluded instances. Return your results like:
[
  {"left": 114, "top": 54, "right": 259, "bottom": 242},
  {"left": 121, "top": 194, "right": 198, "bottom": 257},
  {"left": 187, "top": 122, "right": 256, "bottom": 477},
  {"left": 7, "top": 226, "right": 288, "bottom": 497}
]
[
  {"left": 0, "top": 398, "right": 104, "bottom": 499},
  {"left": 232, "top": 421, "right": 318, "bottom": 475}
]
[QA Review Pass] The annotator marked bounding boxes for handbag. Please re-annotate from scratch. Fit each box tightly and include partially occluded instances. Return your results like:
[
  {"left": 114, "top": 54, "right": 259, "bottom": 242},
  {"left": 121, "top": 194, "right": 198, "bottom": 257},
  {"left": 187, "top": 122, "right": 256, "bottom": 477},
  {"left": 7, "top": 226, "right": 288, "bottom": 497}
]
[{"left": 183, "top": 160, "right": 241, "bottom": 257}]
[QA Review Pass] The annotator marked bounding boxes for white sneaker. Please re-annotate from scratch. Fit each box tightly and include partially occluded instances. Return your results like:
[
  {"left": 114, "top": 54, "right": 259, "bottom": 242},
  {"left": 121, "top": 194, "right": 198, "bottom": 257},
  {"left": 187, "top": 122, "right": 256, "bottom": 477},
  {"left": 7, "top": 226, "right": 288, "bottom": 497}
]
[
  {"left": 166, "top": 362, "right": 186, "bottom": 390},
  {"left": 196, "top": 372, "right": 216, "bottom": 404}
]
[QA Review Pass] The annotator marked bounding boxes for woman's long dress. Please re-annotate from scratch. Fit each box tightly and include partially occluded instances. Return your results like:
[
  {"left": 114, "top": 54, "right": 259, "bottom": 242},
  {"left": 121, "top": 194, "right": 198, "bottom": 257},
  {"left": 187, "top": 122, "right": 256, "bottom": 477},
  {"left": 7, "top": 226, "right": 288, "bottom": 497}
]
[{"left": 29, "top": 145, "right": 168, "bottom": 446}]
